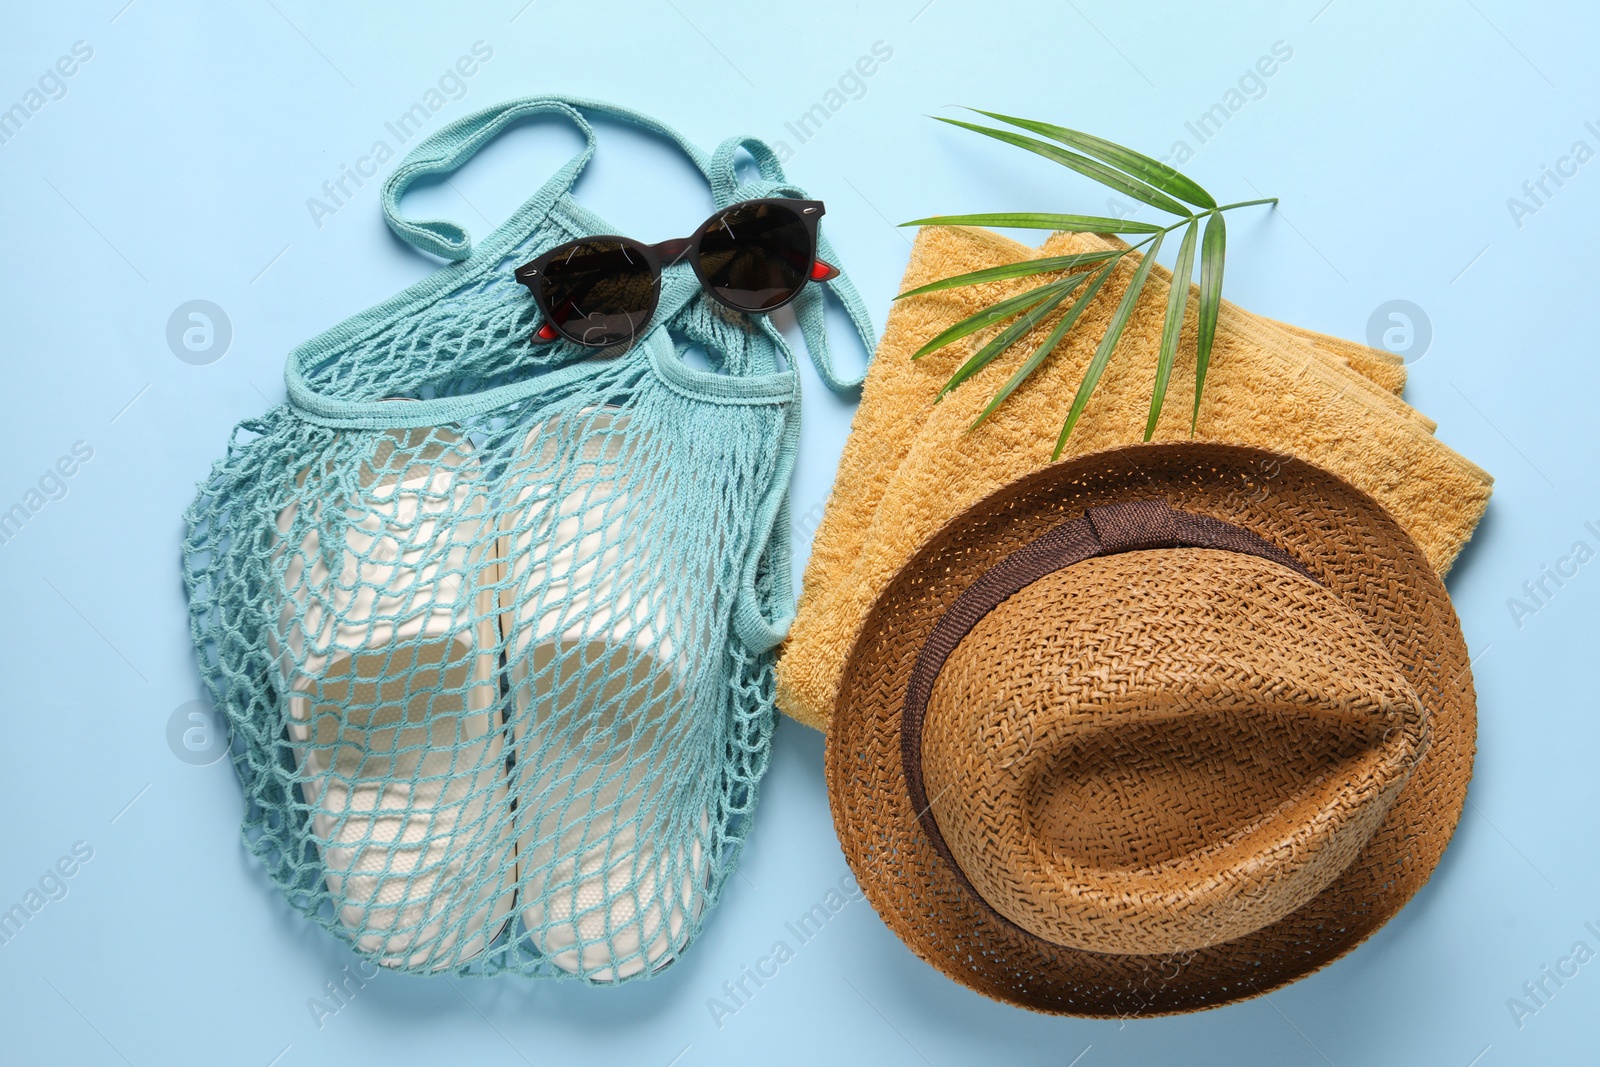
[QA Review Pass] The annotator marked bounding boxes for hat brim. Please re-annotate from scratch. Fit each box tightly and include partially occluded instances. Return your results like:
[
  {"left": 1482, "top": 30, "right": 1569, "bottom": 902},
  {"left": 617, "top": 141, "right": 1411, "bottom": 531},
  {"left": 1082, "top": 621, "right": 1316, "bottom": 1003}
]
[{"left": 826, "top": 443, "right": 1476, "bottom": 1017}]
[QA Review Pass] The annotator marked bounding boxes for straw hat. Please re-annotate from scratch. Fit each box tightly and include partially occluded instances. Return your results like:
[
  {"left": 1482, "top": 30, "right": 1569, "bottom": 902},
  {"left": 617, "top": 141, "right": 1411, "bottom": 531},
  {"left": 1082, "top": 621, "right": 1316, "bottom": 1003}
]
[{"left": 826, "top": 442, "right": 1475, "bottom": 1016}]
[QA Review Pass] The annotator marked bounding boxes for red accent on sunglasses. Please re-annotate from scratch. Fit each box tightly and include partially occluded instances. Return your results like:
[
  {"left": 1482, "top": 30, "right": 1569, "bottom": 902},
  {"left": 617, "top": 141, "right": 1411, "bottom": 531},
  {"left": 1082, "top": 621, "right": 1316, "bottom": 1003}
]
[
  {"left": 810, "top": 259, "right": 840, "bottom": 282},
  {"left": 534, "top": 322, "right": 560, "bottom": 342}
]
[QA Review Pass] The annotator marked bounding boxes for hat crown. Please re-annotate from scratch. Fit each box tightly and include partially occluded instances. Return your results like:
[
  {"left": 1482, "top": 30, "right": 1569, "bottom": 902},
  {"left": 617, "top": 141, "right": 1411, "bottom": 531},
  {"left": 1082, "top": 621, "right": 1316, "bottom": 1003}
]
[{"left": 921, "top": 547, "right": 1430, "bottom": 956}]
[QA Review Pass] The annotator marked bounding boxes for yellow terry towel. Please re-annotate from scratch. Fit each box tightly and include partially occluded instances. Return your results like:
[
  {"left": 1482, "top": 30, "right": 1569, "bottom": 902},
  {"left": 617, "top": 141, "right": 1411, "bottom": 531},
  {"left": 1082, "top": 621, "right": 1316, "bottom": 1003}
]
[{"left": 778, "top": 225, "right": 1492, "bottom": 732}]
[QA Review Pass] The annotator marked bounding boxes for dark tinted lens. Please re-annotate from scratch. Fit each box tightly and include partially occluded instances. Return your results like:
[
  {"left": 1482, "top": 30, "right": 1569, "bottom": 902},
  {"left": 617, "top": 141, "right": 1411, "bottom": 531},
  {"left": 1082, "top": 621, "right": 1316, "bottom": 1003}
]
[
  {"left": 695, "top": 201, "right": 811, "bottom": 312},
  {"left": 538, "top": 239, "right": 658, "bottom": 346}
]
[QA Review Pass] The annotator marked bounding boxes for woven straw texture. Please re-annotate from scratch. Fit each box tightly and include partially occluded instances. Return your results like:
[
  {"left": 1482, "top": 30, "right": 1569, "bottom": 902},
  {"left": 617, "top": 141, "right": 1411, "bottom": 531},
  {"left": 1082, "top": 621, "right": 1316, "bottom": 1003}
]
[
  {"left": 780, "top": 225, "right": 1491, "bottom": 731},
  {"left": 923, "top": 549, "right": 1428, "bottom": 956},
  {"left": 827, "top": 443, "right": 1476, "bottom": 1016}
]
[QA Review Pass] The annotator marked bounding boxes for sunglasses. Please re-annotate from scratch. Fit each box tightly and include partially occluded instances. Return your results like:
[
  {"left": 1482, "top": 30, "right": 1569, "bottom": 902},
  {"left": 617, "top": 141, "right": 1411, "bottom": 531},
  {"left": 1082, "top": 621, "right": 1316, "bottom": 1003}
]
[{"left": 513, "top": 198, "right": 839, "bottom": 348}]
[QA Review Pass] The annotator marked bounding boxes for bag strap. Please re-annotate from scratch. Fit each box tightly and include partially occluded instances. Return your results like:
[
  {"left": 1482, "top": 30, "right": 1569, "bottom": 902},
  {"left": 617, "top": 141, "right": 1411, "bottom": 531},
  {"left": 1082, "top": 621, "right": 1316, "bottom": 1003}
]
[
  {"left": 380, "top": 96, "right": 874, "bottom": 393},
  {"left": 705, "top": 134, "right": 875, "bottom": 393},
  {"left": 381, "top": 96, "right": 715, "bottom": 260}
]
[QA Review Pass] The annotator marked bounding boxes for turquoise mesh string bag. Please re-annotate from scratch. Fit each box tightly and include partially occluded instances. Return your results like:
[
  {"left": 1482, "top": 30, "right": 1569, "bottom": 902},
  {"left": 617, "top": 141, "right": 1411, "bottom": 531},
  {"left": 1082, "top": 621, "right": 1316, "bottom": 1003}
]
[{"left": 180, "top": 97, "right": 874, "bottom": 980}]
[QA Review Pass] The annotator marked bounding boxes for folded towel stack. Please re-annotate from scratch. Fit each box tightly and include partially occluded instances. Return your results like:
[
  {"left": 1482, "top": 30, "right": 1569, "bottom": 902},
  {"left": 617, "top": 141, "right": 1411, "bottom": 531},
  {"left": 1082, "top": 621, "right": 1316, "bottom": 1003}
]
[{"left": 778, "top": 225, "right": 1492, "bottom": 732}]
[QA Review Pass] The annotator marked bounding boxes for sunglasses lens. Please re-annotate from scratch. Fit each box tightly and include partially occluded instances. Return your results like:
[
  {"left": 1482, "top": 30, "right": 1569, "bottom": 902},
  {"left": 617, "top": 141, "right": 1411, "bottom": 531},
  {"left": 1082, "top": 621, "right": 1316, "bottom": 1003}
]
[
  {"left": 538, "top": 239, "right": 657, "bottom": 346},
  {"left": 695, "top": 201, "right": 813, "bottom": 312}
]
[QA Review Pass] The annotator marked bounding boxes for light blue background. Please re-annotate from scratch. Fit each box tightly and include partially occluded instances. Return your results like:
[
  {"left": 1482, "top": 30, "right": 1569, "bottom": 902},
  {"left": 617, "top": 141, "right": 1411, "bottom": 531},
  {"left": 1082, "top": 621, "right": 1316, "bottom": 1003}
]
[{"left": 1, "top": 2, "right": 1595, "bottom": 1064}]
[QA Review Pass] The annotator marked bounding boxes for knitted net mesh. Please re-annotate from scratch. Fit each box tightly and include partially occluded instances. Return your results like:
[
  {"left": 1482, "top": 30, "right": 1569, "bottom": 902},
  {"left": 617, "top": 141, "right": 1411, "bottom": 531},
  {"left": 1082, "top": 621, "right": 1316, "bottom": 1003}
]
[{"left": 182, "top": 233, "right": 789, "bottom": 979}]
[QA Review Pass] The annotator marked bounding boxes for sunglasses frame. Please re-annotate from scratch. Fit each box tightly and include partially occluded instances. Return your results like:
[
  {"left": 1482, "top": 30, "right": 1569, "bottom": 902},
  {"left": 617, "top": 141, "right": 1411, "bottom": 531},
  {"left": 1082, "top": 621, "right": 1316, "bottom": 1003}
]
[{"left": 513, "top": 198, "right": 838, "bottom": 347}]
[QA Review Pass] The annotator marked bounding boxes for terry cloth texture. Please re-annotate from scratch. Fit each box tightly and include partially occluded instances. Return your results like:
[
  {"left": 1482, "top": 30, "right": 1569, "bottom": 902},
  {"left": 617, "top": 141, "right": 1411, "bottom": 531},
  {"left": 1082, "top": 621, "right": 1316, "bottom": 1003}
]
[{"left": 778, "top": 225, "right": 1492, "bottom": 732}]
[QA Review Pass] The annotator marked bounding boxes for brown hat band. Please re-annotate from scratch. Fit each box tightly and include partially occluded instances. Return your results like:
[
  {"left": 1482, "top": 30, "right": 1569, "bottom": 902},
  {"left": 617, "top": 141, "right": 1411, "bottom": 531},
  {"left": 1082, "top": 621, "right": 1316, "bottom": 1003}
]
[{"left": 899, "top": 498, "right": 1320, "bottom": 935}]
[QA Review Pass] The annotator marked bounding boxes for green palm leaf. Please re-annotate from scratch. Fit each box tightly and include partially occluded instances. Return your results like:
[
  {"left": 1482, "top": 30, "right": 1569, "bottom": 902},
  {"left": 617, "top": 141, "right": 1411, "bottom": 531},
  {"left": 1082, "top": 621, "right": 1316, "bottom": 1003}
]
[
  {"left": 969, "top": 263, "right": 1117, "bottom": 431},
  {"left": 904, "top": 112, "right": 1274, "bottom": 453},
  {"left": 939, "top": 275, "right": 1091, "bottom": 398},
  {"left": 1053, "top": 232, "right": 1164, "bottom": 458},
  {"left": 1145, "top": 219, "right": 1199, "bottom": 440},
  {"left": 969, "top": 109, "right": 1216, "bottom": 209},
  {"left": 895, "top": 250, "right": 1121, "bottom": 300},
  {"left": 933, "top": 117, "right": 1190, "bottom": 217},
  {"left": 902, "top": 212, "right": 1162, "bottom": 234},
  {"left": 1192, "top": 212, "right": 1227, "bottom": 433},
  {"left": 911, "top": 275, "right": 1083, "bottom": 360}
]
